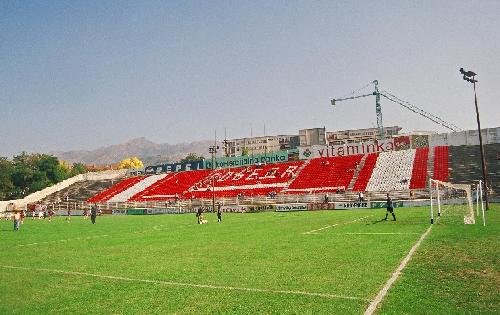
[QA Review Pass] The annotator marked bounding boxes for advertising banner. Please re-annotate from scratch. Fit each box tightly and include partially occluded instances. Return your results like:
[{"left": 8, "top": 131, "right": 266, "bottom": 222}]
[
  {"left": 112, "top": 209, "right": 127, "bottom": 215},
  {"left": 144, "top": 160, "right": 204, "bottom": 174},
  {"left": 204, "top": 151, "right": 289, "bottom": 169},
  {"left": 411, "top": 135, "right": 429, "bottom": 148},
  {"left": 393, "top": 136, "right": 411, "bottom": 151},
  {"left": 307, "top": 203, "right": 334, "bottom": 211},
  {"left": 370, "top": 201, "right": 404, "bottom": 209},
  {"left": 299, "top": 139, "right": 396, "bottom": 160},
  {"left": 247, "top": 204, "right": 275, "bottom": 212},
  {"left": 126, "top": 209, "right": 147, "bottom": 215},
  {"left": 221, "top": 205, "right": 248, "bottom": 213},
  {"left": 275, "top": 203, "right": 308, "bottom": 212},
  {"left": 146, "top": 208, "right": 180, "bottom": 215},
  {"left": 334, "top": 202, "right": 370, "bottom": 209},
  {"left": 54, "top": 210, "right": 85, "bottom": 216}
]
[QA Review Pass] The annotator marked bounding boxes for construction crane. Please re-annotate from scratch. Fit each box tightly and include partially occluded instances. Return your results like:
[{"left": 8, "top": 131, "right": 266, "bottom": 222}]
[{"left": 330, "top": 80, "right": 462, "bottom": 139}]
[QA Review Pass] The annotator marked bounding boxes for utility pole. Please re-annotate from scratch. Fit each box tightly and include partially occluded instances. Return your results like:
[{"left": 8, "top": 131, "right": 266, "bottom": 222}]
[
  {"left": 209, "top": 145, "right": 217, "bottom": 213},
  {"left": 209, "top": 129, "right": 218, "bottom": 213},
  {"left": 460, "top": 68, "right": 489, "bottom": 210}
]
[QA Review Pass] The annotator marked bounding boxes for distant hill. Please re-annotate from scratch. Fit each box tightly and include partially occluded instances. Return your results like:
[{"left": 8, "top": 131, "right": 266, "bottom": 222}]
[{"left": 50, "top": 137, "right": 214, "bottom": 165}]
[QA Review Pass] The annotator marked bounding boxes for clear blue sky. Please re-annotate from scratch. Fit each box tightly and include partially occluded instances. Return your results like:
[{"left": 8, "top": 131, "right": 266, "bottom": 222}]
[{"left": 1, "top": 0, "right": 499, "bottom": 157}]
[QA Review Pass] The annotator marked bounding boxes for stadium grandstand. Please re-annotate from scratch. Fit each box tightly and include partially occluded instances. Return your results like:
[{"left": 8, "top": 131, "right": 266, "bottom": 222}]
[{"left": 1, "top": 128, "right": 498, "bottom": 214}]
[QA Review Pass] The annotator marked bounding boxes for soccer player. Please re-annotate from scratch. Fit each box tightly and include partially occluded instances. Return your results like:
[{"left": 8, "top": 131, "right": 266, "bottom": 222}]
[
  {"left": 217, "top": 203, "right": 222, "bottom": 223},
  {"left": 66, "top": 207, "right": 71, "bottom": 222},
  {"left": 197, "top": 207, "right": 203, "bottom": 224},
  {"left": 384, "top": 193, "right": 396, "bottom": 221},
  {"left": 13, "top": 211, "right": 20, "bottom": 231},
  {"left": 90, "top": 204, "right": 98, "bottom": 224}
]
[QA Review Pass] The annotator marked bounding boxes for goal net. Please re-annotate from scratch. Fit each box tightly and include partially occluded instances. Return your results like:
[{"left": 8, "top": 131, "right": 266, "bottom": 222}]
[{"left": 429, "top": 179, "right": 475, "bottom": 225}]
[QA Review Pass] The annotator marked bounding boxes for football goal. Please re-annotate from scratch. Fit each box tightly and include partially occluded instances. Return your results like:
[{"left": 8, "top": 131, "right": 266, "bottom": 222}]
[{"left": 429, "top": 179, "right": 485, "bottom": 226}]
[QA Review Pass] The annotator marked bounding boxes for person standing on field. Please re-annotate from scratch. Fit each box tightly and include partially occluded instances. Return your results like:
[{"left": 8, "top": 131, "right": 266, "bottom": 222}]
[
  {"left": 13, "top": 211, "right": 20, "bottom": 231},
  {"left": 217, "top": 203, "right": 222, "bottom": 223},
  {"left": 384, "top": 193, "right": 396, "bottom": 221},
  {"left": 90, "top": 204, "right": 98, "bottom": 224}
]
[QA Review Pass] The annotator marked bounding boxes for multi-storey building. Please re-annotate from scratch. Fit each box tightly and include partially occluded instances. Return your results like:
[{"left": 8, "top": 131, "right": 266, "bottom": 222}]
[
  {"left": 225, "top": 135, "right": 299, "bottom": 157},
  {"left": 225, "top": 126, "right": 402, "bottom": 156},
  {"left": 326, "top": 126, "right": 402, "bottom": 145}
]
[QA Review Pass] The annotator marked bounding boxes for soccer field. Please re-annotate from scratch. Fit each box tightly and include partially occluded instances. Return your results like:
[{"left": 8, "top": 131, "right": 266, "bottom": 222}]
[{"left": 0, "top": 206, "right": 498, "bottom": 314}]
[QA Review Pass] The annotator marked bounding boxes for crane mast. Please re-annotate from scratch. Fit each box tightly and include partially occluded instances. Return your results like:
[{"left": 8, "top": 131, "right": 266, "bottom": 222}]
[
  {"left": 330, "top": 80, "right": 461, "bottom": 138},
  {"left": 373, "top": 80, "right": 384, "bottom": 139}
]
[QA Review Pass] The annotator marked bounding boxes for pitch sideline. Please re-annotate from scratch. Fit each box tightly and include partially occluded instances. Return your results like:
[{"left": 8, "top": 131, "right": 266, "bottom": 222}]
[
  {"left": 363, "top": 224, "right": 433, "bottom": 315},
  {"left": 303, "top": 214, "right": 374, "bottom": 234},
  {"left": 0, "top": 264, "right": 368, "bottom": 302}
]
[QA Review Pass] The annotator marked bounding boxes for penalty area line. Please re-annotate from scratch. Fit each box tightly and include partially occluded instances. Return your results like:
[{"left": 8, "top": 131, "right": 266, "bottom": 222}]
[
  {"left": 344, "top": 232, "right": 421, "bottom": 235},
  {"left": 303, "top": 215, "right": 374, "bottom": 235},
  {"left": 0, "top": 265, "right": 368, "bottom": 302},
  {"left": 363, "top": 225, "right": 433, "bottom": 315}
]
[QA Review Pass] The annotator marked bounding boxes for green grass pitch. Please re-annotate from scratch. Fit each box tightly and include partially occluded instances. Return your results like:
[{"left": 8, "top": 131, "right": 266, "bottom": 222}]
[{"left": 0, "top": 205, "right": 498, "bottom": 314}]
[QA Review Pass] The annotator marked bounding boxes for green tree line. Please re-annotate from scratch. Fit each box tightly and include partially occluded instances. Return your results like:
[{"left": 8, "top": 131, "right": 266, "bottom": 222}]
[{"left": 0, "top": 153, "right": 87, "bottom": 200}]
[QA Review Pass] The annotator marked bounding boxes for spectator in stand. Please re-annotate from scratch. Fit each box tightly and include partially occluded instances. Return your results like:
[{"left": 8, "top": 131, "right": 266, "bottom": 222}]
[
  {"left": 384, "top": 193, "right": 396, "bottom": 221},
  {"left": 324, "top": 193, "right": 329, "bottom": 203},
  {"left": 358, "top": 191, "right": 364, "bottom": 202}
]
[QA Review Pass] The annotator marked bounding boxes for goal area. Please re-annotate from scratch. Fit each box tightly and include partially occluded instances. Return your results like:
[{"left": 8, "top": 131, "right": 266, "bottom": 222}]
[{"left": 429, "top": 179, "right": 485, "bottom": 225}]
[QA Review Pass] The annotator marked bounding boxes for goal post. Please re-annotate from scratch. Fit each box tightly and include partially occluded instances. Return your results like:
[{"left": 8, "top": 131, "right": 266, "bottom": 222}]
[{"left": 429, "top": 178, "right": 478, "bottom": 225}]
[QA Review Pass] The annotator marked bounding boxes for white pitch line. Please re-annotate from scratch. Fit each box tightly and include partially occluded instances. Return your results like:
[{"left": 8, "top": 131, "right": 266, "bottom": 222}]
[
  {"left": 344, "top": 232, "right": 421, "bottom": 235},
  {"left": 303, "top": 215, "right": 374, "bottom": 235},
  {"left": 0, "top": 265, "right": 368, "bottom": 302},
  {"left": 17, "top": 235, "right": 109, "bottom": 247},
  {"left": 363, "top": 225, "right": 433, "bottom": 315}
]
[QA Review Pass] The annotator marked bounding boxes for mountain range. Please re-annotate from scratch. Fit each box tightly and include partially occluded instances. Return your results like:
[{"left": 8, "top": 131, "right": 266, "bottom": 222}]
[{"left": 50, "top": 137, "right": 214, "bottom": 165}]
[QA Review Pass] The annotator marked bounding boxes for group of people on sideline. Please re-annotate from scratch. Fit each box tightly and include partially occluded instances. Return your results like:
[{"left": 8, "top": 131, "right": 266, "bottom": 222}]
[{"left": 2, "top": 202, "right": 101, "bottom": 230}]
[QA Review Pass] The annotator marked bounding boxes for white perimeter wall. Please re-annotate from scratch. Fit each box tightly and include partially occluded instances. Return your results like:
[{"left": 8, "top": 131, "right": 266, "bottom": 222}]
[{"left": 0, "top": 170, "right": 127, "bottom": 212}]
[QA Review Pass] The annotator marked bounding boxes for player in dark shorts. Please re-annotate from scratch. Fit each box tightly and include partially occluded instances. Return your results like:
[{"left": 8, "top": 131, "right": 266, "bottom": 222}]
[
  {"left": 197, "top": 207, "right": 203, "bottom": 224},
  {"left": 217, "top": 203, "right": 222, "bottom": 223},
  {"left": 90, "top": 204, "right": 98, "bottom": 224},
  {"left": 385, "top": 193, "right": 396, "bottom": 221},
  {"left": 66, "top": 208, "right": 71, "bottom": 222}
]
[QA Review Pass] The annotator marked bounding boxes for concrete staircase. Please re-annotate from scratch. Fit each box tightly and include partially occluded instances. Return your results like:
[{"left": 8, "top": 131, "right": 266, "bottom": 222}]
[{"left": 348, "top": 154, "right": 367, "bottom": 190}]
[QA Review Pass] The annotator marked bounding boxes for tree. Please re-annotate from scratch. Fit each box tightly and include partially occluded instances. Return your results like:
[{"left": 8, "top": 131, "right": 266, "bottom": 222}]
[
  {"left": 0, "top": 157, "right": 14, "bottom": 200},
  {"left": 70, "top": 162, "right": 87, "bottom": 176},
  {"left": 180, "top": 153, "right": 204, "bottom": 163},
  {"left": 241, "top": 147, "right": 250, "bottom": 156},
  {"left": 118, "top": 157, "right": 144, "bottom": 169},
  {"left": 7, "top": 152, "right": 73, "bottom": 199}
]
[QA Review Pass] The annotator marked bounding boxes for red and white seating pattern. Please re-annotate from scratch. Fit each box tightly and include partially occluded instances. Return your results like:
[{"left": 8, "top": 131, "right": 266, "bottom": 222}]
[
  {"left": 87, "top": 176, "right": 145, "bottom": 203},
  {"left": 108, "top": 174, "right": 167, "bottom": 202},
  {"left": 409, "top": 147, "right": 429, "bottom": 189},
  {"left": 433, "top": 146, "right": 449, "bottom": 182},
  {"left": 189, "top": 161, "right": 304, "bottom": 198},
  {"left": 365, "top": 149, "right": 416, "bottom": 191},
  {"left": 286, "top": 155, "right": 362, "bottom": 193},
  {"left": 130, "top": 170, "right": 212, "bottom": 201},
  {"left": 87, "top": 146, "right": 449, "bottom": 202}
]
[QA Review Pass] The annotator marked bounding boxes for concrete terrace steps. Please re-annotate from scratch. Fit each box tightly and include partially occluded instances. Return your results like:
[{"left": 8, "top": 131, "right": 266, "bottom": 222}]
[{"left": 348, "top": 154, "right": 367, "bottom": 190}]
